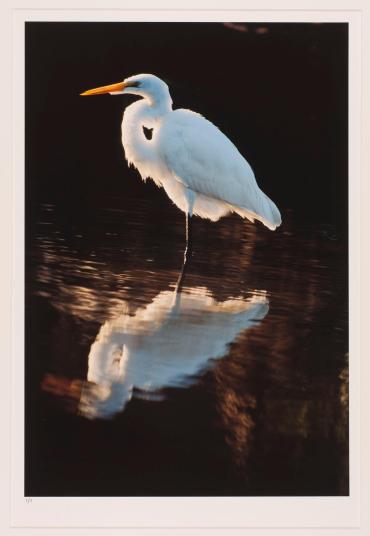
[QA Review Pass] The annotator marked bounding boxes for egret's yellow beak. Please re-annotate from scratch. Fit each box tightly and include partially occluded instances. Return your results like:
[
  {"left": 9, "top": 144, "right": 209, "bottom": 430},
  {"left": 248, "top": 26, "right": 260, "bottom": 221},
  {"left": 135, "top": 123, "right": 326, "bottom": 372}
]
[{"left": 80, "top": 81, "right": 126, "bottom": 96}]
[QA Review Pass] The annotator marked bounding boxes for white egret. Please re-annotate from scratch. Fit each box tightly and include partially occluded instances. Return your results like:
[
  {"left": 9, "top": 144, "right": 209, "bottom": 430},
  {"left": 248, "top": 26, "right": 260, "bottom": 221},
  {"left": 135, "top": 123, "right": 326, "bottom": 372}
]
[{"left": 81, "top": 74, "right": 282, "bottom": 259}]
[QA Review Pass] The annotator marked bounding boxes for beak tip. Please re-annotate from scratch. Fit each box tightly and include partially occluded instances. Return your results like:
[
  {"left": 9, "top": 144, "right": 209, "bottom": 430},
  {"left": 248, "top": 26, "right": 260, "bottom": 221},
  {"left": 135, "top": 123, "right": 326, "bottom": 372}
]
[{"left": 78, "top": 81, "right": 125, "bottom": 97}]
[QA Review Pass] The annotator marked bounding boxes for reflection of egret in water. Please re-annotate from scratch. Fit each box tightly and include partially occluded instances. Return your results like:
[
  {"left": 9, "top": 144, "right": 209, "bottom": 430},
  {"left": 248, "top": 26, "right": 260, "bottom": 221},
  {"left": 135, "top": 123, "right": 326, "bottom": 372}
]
[
  {"left": 72, "top": 286, "right": 268, "bottom": 419},
  {"left": 34, "top": 199, "right": 349, "bottom": 494}
]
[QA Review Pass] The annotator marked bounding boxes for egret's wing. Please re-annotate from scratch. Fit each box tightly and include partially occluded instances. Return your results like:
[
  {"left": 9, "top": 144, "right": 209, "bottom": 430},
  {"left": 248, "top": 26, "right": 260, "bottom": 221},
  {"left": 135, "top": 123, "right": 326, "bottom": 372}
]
[{"left": 158, "top": 109, "right": 281, "bottom": 229}]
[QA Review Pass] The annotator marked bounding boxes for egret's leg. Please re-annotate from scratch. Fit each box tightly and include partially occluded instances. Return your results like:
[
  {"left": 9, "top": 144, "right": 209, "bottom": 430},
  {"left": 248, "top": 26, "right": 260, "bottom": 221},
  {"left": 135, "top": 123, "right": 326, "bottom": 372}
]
[
  {"left": 184, "top": 211, "right": 193, "bottom": 263},
  {"left": 176, "top": 189, "right": 195, "bottom": 292},
  {"left": 184, "top": 188, "right": 196, "bottom": 262},
  {"left": 176, "top": 213, "right": 193, "bottom": 293}
]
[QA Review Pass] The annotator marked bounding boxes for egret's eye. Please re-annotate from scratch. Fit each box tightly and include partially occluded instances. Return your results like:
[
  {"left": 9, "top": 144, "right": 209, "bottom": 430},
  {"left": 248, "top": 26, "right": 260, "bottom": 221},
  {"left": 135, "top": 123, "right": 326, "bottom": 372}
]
[{"left": 125, "top": 80, "right": 141, "bottom": 88}]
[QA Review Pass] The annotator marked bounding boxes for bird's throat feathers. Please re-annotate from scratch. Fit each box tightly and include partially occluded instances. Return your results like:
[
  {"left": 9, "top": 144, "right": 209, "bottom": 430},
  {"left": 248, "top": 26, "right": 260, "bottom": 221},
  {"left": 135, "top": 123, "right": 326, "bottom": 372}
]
[{"left": 121, "top": 100, "right": 169, "bottom": 182}]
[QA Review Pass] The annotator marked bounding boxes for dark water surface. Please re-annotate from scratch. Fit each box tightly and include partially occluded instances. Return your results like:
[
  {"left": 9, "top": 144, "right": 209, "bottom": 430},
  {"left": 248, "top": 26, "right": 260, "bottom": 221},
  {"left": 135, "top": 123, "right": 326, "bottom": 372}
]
[{"left": 26, "top": 194, "right": 348, "bottom": 496}]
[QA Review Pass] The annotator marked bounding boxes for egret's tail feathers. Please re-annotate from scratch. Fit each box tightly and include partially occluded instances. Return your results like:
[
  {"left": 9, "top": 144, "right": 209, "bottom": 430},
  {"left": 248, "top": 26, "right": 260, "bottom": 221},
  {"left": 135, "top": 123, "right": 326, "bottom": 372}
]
[
  {"left": 190, "top": 190, "right": 282, "bottom": 229},
  {"left": 231, "top": 192, "right": 282, "bottom": 231}
]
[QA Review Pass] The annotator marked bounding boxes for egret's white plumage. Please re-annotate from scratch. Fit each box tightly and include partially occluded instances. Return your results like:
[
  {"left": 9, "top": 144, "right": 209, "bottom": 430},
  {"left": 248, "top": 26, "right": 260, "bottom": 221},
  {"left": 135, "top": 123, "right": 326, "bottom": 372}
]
[{"left": 81, "top": 73, "right": 282, "bottom": 230}]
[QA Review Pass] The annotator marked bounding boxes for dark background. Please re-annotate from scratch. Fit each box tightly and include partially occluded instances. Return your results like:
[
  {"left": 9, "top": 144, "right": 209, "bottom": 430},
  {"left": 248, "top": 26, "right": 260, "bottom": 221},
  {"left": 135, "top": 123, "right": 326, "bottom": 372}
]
[
  {"left": 25, "top": 22, "right": 348, "bottom": 497},
  {"left": 26, "top": 22, "right": 348, "bottom": 227}
]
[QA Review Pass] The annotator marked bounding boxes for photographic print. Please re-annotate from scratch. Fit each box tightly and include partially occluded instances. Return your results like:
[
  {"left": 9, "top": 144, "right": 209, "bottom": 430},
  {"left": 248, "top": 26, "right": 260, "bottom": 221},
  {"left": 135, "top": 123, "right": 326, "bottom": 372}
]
[{"left": 25, "top": 20, "right": 349, "bottom": 499}]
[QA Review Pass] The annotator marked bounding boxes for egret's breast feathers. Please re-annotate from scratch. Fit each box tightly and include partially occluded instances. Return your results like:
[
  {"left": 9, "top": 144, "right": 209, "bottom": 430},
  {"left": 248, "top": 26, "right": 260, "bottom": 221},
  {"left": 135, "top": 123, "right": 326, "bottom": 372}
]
[{"left": 121, "top": 100, "right": 168, "bottom": 186}]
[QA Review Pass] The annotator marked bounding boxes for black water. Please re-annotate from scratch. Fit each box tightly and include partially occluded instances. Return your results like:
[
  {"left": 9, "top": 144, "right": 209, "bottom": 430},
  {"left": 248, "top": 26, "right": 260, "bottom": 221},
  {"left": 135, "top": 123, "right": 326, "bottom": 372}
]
[{"left": 25, "top": 22, "right": 348, "bottom": 496}]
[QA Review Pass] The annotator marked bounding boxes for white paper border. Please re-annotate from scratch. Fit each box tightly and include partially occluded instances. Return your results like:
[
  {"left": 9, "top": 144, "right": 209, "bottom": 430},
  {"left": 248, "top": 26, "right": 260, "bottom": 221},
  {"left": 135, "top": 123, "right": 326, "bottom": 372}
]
[{"left": 3, "top": 1, "right": 366, "bottom": 533}]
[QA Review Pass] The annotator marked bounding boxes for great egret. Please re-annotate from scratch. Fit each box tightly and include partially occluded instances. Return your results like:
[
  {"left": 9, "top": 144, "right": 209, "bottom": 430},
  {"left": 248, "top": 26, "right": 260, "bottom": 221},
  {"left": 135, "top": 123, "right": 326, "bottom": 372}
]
[{"left": 80, "top": 74, "right": 282, "bottom": 261}]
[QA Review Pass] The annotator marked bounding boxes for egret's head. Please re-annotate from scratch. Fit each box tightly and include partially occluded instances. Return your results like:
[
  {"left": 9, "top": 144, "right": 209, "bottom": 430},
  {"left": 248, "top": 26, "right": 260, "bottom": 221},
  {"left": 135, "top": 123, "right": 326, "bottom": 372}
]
[{"left": 80, "top": 73, "right": 172, "bottom": 107}]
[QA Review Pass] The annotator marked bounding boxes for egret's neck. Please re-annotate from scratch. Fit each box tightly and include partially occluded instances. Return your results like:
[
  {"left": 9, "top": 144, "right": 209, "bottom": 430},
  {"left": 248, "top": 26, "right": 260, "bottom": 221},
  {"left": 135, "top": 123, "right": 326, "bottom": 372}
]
[
  {"left": 121, "top": 85, "right": 173, "bottom": 170},
  {"left": 122, "top": 98, "right": 170, "bottom": 177},
  {"left": 144, "top": 91, "right": 173, "bottom": 115},
  {"left": 123, "top": 98, "right": 170, "bottom": 132}
]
